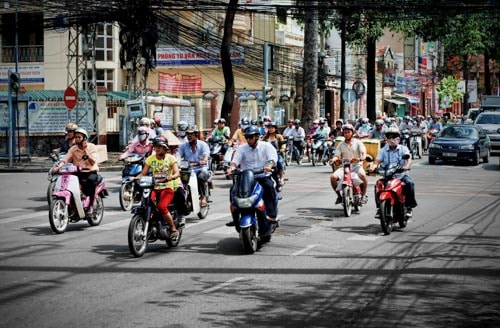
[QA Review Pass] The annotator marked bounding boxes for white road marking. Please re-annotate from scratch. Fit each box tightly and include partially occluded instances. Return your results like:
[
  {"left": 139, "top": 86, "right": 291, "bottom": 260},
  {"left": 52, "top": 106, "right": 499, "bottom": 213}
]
[
  {"left": 200, "top": 277, "right": 246, "bottom": 294},
  {"left": 348, "top": 234, "right": 380, "bottom": 241},
  {"left": 290, "top": 244, "right": 318, "bottom": 256},
  {"left": 422, "top": 223, "right": 473, "bottom": 243}
]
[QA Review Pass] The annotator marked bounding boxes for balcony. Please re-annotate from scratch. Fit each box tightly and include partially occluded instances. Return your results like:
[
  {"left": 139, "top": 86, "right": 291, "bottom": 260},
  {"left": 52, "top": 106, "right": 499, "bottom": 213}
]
[{"left": 1, "top": 45, "right": 44, "bottom": 63}]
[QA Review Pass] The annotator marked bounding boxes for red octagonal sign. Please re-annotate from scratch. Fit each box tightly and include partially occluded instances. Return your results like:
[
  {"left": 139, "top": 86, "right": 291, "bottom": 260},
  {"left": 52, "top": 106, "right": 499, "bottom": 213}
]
[{"left": 63, "top": 87, "right": 77, "bottom": 110}]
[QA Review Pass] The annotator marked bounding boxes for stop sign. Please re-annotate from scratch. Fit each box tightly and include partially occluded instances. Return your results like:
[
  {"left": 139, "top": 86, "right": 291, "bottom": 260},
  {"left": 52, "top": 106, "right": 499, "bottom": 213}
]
[{"left": 63, "top": 87, "right": 77, "bottom": 110}]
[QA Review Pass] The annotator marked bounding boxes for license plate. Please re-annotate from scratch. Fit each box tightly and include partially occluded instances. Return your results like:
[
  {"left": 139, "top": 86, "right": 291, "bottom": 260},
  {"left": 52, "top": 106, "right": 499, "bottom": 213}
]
[{"left": 443, "top": 152, "right": 457, "bottom": 157}]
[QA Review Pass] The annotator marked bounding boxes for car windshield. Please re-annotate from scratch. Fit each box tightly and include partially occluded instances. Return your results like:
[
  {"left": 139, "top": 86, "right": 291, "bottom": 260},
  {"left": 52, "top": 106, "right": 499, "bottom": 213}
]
[
  {"left": 438, "top": 126, "right": 478, "bottom": 139},
  {"left": 476, "top": 114, "right": 500, "bottom": 124}
]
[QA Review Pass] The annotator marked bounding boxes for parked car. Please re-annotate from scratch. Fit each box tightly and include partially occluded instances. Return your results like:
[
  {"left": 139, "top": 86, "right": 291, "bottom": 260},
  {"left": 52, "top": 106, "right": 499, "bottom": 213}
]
[
  {"left": 474, "top": 112, "right": 500, "bottom": 157},
  {"left": 428, "top": 124, "right": 490, "bottom": 165}
]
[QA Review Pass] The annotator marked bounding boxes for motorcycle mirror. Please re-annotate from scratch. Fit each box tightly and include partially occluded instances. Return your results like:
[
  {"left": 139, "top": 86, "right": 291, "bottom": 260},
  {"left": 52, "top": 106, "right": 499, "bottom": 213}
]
[{"left": 402, "top": 154, "right": 410, "bottom": 160}]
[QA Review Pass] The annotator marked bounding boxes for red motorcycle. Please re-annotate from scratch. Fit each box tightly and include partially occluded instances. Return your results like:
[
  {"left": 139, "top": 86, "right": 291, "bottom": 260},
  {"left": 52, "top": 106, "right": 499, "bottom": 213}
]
[
  {"left": 374, "top": 154, "right": 410, "bottom": 235},
  {"left": 336, "top": 158, "right": 364, "bottom": 217}
]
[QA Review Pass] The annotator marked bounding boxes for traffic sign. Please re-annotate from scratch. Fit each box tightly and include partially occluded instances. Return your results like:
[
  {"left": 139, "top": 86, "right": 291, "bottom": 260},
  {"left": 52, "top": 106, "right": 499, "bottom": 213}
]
[
  {"left": 63, "top": 87, "right": 77, "bottom": 110},
  {"left": 342, "top": 89, "right": 356, "bottom": 103}
]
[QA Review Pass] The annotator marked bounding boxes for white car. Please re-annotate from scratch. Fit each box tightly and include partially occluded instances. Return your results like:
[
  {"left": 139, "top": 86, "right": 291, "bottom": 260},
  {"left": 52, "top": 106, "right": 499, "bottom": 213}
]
[{"left": 474, "top": 112, "right": 500, "bottom": 157}]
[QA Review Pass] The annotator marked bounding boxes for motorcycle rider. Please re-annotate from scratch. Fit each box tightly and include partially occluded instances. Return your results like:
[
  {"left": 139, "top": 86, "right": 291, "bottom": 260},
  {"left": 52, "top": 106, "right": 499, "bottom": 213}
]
[
  {"left": 54, "top": 128, "right": 100, "bottom": 217},
  {"left": 178, "top": 125, "right": 210, "bottom": 207},
  {"left": 370, "top": 119, "right": 386, "bottom": 140},
  {"left": 289, "top": 119, "right": 306, "bottom": 162},
  {"left": 210, "top": 118, "right": 231, "bottom": 156},
  {"left": 226, "top": 126, "right": 278, "bottom": 226},
  {"left": 329, "top": 124, "right": 369, "bottom": 205},
  {"left": 135, "top": 136, "right": 181, "bottom": 238},
  {"left": 152, "top": 117, "right": 164, "bottom": 137},
  {"left": 176, "top": 120, "right": 189, "bottom": 144},
  {"left": 59, "top": 122, "right": 78, "bottom": 153},
  {"left": 231, "top": 117, "right": 250, "bottom": 144},
  {"left": 314, "top": 119, "right": 330, "bottom": 161},
  {"left": 118, "top": 126, "right": 152, "bottom": 160},
  {"left": 282, "top": 119, "right": 295, "bottom": 137},
  {"left": 374, "top": 127, "right": 417, "bottom": 218},
  {"left": 330, "top": 119, "right": 344, "bottom": 139},
  {"left": 356, "top": 118, "right": 371, "bottom": 138},
  {"left": 262, "top": 121, "right": 286, "bottom": 188}
]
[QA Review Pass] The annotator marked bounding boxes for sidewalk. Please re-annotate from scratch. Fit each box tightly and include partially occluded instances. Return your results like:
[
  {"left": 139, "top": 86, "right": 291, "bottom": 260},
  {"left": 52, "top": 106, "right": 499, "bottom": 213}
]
[{"left": 0, "top": 152, "right": 124, "bottom": 173}]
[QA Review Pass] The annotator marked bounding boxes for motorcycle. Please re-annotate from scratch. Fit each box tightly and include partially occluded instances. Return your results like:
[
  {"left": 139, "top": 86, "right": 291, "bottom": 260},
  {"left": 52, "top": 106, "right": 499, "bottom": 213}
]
[
  {"left": 49, "top": 163, "right": 108, "bottom": 234},
  {"left": 335, "top": 158, "right": 365, "bottom": 217},
  {"left": 47, "top": 151, "right": 65, "bottom": 205},
  {"left": 284, "top": 137, "right": 302, "bottom": 165},
  {"left": 208, "top": 136, "right": 225, "bottom": 172},
  {"left": 401, "top": 128, "right": 411, "bottom": 149},
  {"left": 409, "top": 128, "right": 423, "bottom": 159},
  {"left": 426, "top": 128, "right": 439, "bottom": 151},
  {"left": 179, "top": 160, "right": 210, "bottom": 220},
  {"left": 374, "top": 154, "right": 411, "bottom": 235},
  {"left": 128, "top": 176, "right": 183, "bottom": 257},
  {"left": 119, "top": 154, "right": 144, "bottom": 211},
  {"left": 310, "top": 134, "right": 328, "bottom": 166},
  {"left": 229, "top": 167, "right": 279, "bottom": 254}
]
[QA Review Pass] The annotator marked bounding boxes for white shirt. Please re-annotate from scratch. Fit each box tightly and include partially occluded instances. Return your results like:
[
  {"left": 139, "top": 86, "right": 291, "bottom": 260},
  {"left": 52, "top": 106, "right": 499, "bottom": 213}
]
[{"left": 232, "top": 141, "right": 278, "bottom": 171}]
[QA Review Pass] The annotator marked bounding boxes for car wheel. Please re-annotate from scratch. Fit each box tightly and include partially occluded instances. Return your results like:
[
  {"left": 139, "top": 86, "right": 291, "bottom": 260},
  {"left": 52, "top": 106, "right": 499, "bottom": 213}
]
[
  {"left": 472, "top": 150, "right": 480, "bottom": 166},
  {"left": 428, "top": 156, "right": 436, "bottom": 165},
  {"left": 483, "top": 150, "right": 489, "bottom": 164}
]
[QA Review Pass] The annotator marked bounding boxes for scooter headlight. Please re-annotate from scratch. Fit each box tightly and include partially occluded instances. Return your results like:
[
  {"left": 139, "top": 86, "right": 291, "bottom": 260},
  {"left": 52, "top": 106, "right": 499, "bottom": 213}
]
[{"left": 235, "top": 194, "right": 258, "bottom": 208}]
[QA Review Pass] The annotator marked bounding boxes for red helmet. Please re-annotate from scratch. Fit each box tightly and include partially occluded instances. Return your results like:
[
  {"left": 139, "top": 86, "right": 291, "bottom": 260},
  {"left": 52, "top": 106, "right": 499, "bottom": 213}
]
[{"left": 153, "top": 117, "right": 161, "bottom": 125}]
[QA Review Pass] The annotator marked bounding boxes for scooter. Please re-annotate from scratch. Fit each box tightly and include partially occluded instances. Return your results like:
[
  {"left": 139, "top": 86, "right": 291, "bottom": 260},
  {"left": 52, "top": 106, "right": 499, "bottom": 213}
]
[
  {"left": 222, "top": 142, "right": 239, "bottom": 179},
  {"left": 335, "top": 158, "right": 365, "bottom": 217},
  {"left": 310, "top": 134, "right": 328, "bottom": 166},
  {"left": 208, "top": 136, "right": 225, "bottom": 172},
  {"left": 128, "top": 176, "right": 183, "bottom": 257},
  {"left": 284, "top": 137, "right": 302, "bottom": 166},
  {"left": 119, "top": 154, "right": 144, "bottom": 211},
  {"left": 409, "top": 128, "right": 423, "bottom": 159},
  {"left": 179, "top": 160, "right": 210, "bottom": 220},
  {"left": 229, "top": 167, "right": 279, "bottom": 254},
  {"left": 47, "top": 151, "right": 65, "bottom": 205},
  {"left": 49, "top": 163, "right": 108, "bottom": 234},
  {"left": 374, "top": 154, "right": 411, "bottom": 235}
]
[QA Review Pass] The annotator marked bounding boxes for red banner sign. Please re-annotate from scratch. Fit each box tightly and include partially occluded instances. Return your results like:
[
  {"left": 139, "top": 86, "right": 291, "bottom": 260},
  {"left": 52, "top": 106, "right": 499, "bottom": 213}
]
[{"left": 158, "top": 72, "right": 202, "bottom": 97}]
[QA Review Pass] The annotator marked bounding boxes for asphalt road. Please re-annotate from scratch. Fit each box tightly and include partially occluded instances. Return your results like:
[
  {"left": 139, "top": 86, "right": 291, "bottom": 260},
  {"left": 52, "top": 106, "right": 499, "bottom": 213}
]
[{"left": 0, "top": 157, "right": 499, "bottom": 328}]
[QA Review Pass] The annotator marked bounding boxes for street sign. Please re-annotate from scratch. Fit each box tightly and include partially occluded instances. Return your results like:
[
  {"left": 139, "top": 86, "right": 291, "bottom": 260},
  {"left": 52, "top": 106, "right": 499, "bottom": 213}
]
[
  {"left": 63, "top": 87, "right": 77, "bottom": 110},
  {"left": 342, "top": 89, "right": 356, "bottom": 103}
]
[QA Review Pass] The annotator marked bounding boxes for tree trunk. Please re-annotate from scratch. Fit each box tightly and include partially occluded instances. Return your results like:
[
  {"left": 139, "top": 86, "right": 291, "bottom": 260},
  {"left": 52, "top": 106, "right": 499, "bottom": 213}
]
[
  {"left": 484, "top": 52, "right": 491, "bottom": 95},
  {"left": 302, "top": 1, "right": 319, "bottom": 129},
  {"left": 366, "top": 36, "right": 376, "bottom": 121},
  {"left": 220, "top": 0, "right": 238, "bottom": 122}
]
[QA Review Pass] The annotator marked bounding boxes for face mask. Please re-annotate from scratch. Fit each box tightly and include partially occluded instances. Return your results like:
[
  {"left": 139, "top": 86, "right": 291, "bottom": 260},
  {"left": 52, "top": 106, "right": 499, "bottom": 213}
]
[
  {"left": 387, "top": 137, "right": 400, "bottom": 147},
  {"left": 139, "top": 134, "right": 147, "bottom": 142},
  {"left": 178, "top": 131, "right": 186, "bottom": 137}
]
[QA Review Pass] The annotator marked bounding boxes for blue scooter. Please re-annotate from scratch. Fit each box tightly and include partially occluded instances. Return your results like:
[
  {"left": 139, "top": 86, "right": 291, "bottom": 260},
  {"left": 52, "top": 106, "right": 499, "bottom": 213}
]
[
  {"left": 229, "top": 168, "right": 279, "bottom": 254},
  {"left": 119, "top": 154, "right": 144, "bottom": 211}
]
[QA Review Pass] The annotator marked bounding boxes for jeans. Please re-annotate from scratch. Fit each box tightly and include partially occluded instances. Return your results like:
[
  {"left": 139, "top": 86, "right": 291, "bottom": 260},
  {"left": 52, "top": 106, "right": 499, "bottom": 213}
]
[
  {"left": 401, "top": 175, "right": 417, "bottom": 208},
  {"left": 256, "top": 176, "right": 278, "bottom": 219}
]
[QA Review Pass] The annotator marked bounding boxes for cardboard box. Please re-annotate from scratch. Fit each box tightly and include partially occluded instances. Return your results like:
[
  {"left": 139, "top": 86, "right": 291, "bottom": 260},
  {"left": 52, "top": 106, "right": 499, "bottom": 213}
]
[{"left": 96, "top": 145, "right": 108, "bottom": 163}]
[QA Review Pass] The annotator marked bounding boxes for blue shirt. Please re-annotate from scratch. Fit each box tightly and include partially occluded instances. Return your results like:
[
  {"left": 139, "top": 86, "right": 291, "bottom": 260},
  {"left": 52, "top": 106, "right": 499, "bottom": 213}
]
[
  {"left": 376, "top": 144, "right": 410, "bottom": 178},
  {"left": 179, "top": 140, "right": 210, "bottom": 170}
]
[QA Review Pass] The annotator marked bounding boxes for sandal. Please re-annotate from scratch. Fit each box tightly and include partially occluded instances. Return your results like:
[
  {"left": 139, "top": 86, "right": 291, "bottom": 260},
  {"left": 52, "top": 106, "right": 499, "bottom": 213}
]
[
  {"left": 170, "top": 230, "right": 179, "bottom": 241},
  {"left": 200, "top": 198, "right": 208, "bottom": 207}
]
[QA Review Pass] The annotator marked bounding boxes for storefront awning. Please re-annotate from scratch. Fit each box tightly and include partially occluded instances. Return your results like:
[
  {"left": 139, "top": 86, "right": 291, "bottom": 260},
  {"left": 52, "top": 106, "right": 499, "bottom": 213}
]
[{"left": 384, "top": 98, "right": 405, "bottom": 105}]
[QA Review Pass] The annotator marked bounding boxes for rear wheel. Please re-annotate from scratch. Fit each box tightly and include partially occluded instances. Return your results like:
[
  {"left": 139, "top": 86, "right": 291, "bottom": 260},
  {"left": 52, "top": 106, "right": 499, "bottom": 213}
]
[
  {"left": 342, "top": 185, "right": 352, "bottom": 217},
  {"left": 49, "top": 198, "right": 69, "bottom": 234},
  {"left": 379, "top": 200, "right": 393, "bottom": 235},
  {"left": 128, "top": 214, "right": 148, "bottom": 257},
  {"left": 241, "top": 226, "right": 258, "bottom": 254},
  {"left": 119, "top": 182, "right": 134, "bottom": 211},
  {"left": 87, "top": 196, "right": 104, "bottom": 226},
  {"left": 285, "top": 148, "right": 292, "bottom": 166}
]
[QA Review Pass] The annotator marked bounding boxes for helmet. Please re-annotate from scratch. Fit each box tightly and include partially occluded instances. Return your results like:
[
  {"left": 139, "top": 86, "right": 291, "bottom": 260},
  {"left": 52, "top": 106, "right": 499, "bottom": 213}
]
[
  {"left": 138, "top": 126, "right": 149, "bottom": 135},
  {"left": 375, "top": 119, "right": 384, "bottom": 126},
  {"left": 404, "top": 115, "right": 411, "bottom": 121},
  {"left": 342, "top": 124, "right": 354, "bottom": 132},
  {"left": 318, "top": 119, "right": 326, "bottom": 125},
  {"left": 362, "top": 118, "right": 369, "bottom": 123},
  {"left": 153, "top": 136, "right": 168, "bottom": 149},
  {"left": 313, "top": 119, "right": 320, "bottom": 125},
  {"left": 177, "top": 121, "right": 188, "bottom": 131},
  {"left": 240, "top": 117, "right": 250, "bottom": 125},
  {"left": 335, "top": 119, "right": 343, "bottom": 125},
  {"left": 250, "top": 119, "right": 258, "bottom": 125},
  {"left": 263, "top": 115, "right": 272, "bottom": 122},
  {"left": 217, "top": 118, "right": 226, "bottom": 124},
  {"left": 186, "top": 124, "right": 199, "bottom": 134},
  {"left": 153, "top": 117, "right": 161, "bottom": 125},
  {"left": 65, "top": 123, "right": 78, "bottom": 132},
  {"left": 288, "top": 119, "right": 294, "bottom": 124},
  {"left": 294, "top": 119, "right": 301, "bottom": 124},
  {"left": 213, "top": 119, "right": 218, "bottom": 125},
  {"left": 139, "top": 118, "right": 150, "bottom": 126},
  {"left": 267, "top": 121, "right": 278, "bottom": 128},
  {"left": 74, "top": 128, "right": 88, "bottom": 140},
  {"left": 385, "top": 127, "right": 400, "bottom": 138},
  {"left": 244, "top": 125, "right": 260, "bottom": 137}
]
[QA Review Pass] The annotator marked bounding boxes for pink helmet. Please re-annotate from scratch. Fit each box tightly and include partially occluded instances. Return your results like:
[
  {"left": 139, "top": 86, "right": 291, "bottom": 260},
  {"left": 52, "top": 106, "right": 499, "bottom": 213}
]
[{"left": 138, "top": 126, "right": 149, "bottom": 135}]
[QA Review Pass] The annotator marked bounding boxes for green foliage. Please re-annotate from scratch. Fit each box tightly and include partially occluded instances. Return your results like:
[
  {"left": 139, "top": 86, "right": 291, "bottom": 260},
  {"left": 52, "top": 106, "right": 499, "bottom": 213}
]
[{"left": 437, "top": 76, "right": 464, "bottom": 104}]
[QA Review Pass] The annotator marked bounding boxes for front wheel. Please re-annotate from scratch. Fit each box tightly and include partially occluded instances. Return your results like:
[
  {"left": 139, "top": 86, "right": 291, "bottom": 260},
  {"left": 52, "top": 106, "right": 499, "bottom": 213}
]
[
  {"left": 342, "top": 185, "right": 352, "bottom": 217},
  {"left": 311, "top": 150, "right": 317, "bottom": 166},
  {"left": 87, "top": 196, "right": 104, "bottom": 226},
  {"left": 379, "top": 200, "right": 393, "bottom": 235},
  {"left": 241, "top": 226, "right": 258, "bottom": 254},
  {"left": 128, "top": 214, "right": 148, "bottom": 257},
  {"left": 49, "top": 198, "right": 69, "bottom": 234},
  {"left": 197, "top": 184, "right": 210, "bottom": 220},
  {"left": 119, "top": 182, "right": 134, "bottom": 211},
  {"left": 285, "top": 150, "right": 292, "bottom": 166}
]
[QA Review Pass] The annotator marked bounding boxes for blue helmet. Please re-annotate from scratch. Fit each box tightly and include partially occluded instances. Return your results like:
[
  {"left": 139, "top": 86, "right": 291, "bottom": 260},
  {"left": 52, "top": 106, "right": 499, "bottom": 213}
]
[{"left": 244, "top": 125, "right": 260, "bottom": 137}]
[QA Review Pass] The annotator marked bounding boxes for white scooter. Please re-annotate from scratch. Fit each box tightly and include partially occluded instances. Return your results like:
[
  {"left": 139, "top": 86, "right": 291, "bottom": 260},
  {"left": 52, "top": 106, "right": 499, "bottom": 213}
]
[
  {"left": 49, "top": 163, "right": 108, "bottom": 234},
  {"left": 178, "top": 160, "right": 210, "bottom": 220}
]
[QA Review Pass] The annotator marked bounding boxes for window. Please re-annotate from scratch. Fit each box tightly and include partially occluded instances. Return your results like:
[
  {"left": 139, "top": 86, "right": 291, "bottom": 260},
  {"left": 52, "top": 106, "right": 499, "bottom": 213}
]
[
  {"left": 1, "top": 13, "right": 44, "bottom": 62},
  {"left": 87, "top": 69, "right": 114, "bottom": 91},
  {"left": 94, "top": 23, "right": 114, "bottom": 62}
]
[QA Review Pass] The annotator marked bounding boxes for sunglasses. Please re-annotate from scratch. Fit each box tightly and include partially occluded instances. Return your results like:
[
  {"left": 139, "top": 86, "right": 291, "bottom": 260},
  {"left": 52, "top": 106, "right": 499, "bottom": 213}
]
[{"left": 245, "top": 135, "right": 256, "bottom": 139}]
